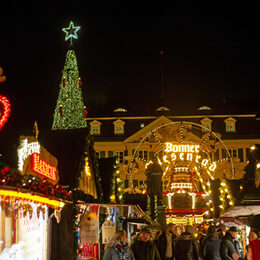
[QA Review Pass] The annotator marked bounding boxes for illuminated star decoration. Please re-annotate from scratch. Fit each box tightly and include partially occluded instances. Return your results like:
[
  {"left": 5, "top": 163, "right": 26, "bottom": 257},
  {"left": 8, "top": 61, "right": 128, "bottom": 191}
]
[{"left": 62, "top": 21, "right": 81, "bottom": 45}]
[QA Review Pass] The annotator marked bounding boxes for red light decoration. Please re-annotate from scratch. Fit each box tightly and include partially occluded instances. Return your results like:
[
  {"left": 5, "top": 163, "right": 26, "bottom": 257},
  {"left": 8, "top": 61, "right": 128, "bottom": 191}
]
[
  {"left": 0, "top": 95, "right": 11, "bottom": 130},
  {"left": 31, "top": 153, "right": 57, "bottom": 181}
]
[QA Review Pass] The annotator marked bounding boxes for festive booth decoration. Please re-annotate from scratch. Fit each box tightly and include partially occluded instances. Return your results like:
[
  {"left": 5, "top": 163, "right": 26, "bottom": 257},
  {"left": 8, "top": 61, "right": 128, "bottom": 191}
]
[
  {"left": 128, "top": 121, "right": 234, "bottom": 223},
  {"left": 17, "top": 136, "right": 59, "bottom": 184},
  {"left": 79, "top": 211, "right": 99, "bottom": 244},
  {"left": 102, "top": 220, "right": 116, "bottom": 244}
]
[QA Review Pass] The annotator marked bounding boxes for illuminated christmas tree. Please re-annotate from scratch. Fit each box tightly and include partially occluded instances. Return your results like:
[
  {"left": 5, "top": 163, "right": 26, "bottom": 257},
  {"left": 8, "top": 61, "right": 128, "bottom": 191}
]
[{"left": 52, "top": 21, "right": 87, "bottom": 130}]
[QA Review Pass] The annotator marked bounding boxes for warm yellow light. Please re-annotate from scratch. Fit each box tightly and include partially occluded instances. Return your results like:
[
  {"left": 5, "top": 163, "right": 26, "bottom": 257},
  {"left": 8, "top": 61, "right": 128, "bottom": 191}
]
[
  {"left": 250, "top": 145, "right": 256, "bottom": 151},
  {"left": 0, "top": 190, "right": 64, "bottom": 208},
  {"left": 257, "top": 163, "right": 260, "bottom": 169}
]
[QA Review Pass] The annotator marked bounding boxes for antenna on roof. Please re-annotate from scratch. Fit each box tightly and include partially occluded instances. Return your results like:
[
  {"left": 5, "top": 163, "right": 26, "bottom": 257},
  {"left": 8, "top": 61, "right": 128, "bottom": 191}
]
[{"left": 160, "top": 49, "right": 165, "bottom": 98}]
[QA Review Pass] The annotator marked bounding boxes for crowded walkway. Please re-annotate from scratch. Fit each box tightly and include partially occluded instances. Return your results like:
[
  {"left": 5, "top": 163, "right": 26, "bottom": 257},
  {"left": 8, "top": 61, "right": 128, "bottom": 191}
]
[{"left": 103, "top": 223, "right": 260, "bottom": 260}]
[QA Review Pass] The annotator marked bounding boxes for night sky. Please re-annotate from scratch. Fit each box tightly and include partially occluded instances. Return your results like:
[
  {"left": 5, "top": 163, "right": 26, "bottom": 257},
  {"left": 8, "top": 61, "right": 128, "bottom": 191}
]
[{"left": 1, "top": 3, "right": 260, "bottom": 161}]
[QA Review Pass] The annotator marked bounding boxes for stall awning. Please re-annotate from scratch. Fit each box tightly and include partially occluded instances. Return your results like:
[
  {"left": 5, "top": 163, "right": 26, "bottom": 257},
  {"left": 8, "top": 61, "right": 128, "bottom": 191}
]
[{"left": 221, "top": 205, "right": 260, "bottom": 217}]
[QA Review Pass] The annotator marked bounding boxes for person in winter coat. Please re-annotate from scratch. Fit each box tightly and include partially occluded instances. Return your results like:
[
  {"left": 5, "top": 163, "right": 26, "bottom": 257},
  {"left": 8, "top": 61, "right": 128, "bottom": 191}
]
[
  {"left": 103, "top": 229, "right": 132, "bottom": 260},
  {"left": 201, "top": 225, "right": 221, "bottom": 260},
  {"left": 175, "top": 225, "right": 202, "bottom": 260},
  {"left": 220, "top": 226, "right": 243, "bottom": 260},
  {"left": 246, "top": 229, "right": 260, "bottom": 260},
  {"left": 130, "top": 226, "right": 161, "bottom": 260},
  {"left": 157, "top": 223, "right": 176, "bottom": 260}
]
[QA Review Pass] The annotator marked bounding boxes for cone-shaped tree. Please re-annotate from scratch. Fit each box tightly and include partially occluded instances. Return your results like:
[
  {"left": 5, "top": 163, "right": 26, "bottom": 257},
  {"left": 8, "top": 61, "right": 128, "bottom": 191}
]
[{"left": 52, "top": 49, "right": 87, "bottom": 130}]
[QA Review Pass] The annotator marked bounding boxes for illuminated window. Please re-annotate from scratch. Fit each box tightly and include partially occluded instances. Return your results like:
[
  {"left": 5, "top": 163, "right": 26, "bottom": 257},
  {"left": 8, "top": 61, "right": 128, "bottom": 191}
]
[
  {"left": 90, "top": 120, "right": 101, "bottom": 135},
  {"left": 201, "top": 117, "right": 212, "bottom": 132},
  {"left": 113, "top": 119, "right": 125, "bottom": 135},
  {"left": 225, "top": 117, "right": 236, "bottom": 132},
  {"left": 138, "top": 150, "right": 148, "bottom": 161},
  {"left": 115, "top": 151, "right": 124, "bottom": 163},
  {"left": 140, "top": 123, "right": 145, "bottom": 128}
]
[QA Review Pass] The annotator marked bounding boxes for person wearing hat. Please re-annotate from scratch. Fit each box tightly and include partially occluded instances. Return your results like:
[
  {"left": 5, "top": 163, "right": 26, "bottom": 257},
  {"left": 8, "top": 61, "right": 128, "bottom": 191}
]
[
  {"left": 201, "top": 225, "right": 221, "bottom": 260},
  {"left": 220, "top": 226, "right": 243, "bottom": 260},
  {"left": 174, "top": 224, "right": 202, "bottom": 260},
  {"left": 130, "top": 226, "right": 161, "bottom": 260}
]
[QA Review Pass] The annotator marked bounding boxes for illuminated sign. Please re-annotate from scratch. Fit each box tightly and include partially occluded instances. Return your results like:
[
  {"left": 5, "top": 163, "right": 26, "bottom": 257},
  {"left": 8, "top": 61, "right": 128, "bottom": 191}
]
[
  {"left": 17, "top": 136, "right": 59, "bottom": 184},
  {"left": 17, "top": 138, "right": 41, "bottom": 171},
  {"left": 163, "top": 142, "right": 216, "bottom": 172},
  {"left": 31, "top": 153, "right": 57, "bottom": 181},
  {"left": 0, "top": 95, "right": 11, "bottom": 130},
  {"left": 165, "top": 143, "right": 200, "bottom": 153}
]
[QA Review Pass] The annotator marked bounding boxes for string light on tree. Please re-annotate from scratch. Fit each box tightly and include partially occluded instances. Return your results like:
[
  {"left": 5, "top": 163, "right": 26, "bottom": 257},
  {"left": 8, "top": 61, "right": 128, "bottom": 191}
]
[{"left": 52, "top": 22, "right": 87, "bottom": 130}]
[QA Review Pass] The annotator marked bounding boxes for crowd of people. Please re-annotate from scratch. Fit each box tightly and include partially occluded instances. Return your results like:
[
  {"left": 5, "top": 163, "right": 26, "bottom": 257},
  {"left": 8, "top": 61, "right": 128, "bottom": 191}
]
[{"left": 103, "top": 223, "right": 260, "bottom": 260}]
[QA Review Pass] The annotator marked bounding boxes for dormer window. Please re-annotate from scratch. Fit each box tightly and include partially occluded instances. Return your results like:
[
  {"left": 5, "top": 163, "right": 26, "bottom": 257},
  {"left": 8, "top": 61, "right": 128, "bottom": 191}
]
[
  {"left": 90, "top": 120, "right": 101, "bottom": 135},
  {"left": 113, "top": 119, "right": 125, "bottom": 135},
  {"left": 225, "top": 117, "right": 236, "bottom": 132},
  {"left": 201, "top": 117, "right": 212, "bottom": 132}
]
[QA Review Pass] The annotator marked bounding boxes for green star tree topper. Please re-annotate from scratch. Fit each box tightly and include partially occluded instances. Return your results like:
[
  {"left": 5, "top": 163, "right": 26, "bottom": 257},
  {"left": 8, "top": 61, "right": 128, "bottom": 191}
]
[{"left": 52, "top": 21, "right": 87, "bottom": 130}]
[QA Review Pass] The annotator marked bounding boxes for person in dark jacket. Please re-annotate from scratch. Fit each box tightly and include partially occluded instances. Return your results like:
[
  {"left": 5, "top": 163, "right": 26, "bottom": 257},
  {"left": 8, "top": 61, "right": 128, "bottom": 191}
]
[
  {"left": 130, "top": 226, "right": 161, "bottom": 260},
  {"left": 202, "top": 225, "right": 221, "bottom": 260},
  {"left": 157, "top": 223, "right": 175, "bottom": 260},
  {"left": 220, "top": 226, "right": 243, "bottom": 260},
  {"left": 175, "top": 225, "right": 202, "bottom": 260}
]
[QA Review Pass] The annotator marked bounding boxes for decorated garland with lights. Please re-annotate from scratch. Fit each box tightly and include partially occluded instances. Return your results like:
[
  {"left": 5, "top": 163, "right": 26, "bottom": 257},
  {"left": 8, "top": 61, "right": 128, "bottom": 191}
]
[
  {"left": 110, "top": 158, "right": 124, "bottom": 203},
  {"left": 0, "top": 166, "right": 71, "bottom": 200}
]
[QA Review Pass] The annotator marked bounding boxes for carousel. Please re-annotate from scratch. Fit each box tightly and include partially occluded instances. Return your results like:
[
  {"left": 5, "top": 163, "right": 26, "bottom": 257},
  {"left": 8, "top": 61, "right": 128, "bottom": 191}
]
[{"left": 126, "top": 121, "right": 236, "bottom": 226}]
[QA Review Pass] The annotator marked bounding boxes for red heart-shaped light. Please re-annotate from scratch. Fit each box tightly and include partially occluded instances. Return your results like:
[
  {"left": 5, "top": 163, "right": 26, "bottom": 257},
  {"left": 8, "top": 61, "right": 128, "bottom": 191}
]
[{"left": 0, "top": 95, "right": 11, "bottom": 130}]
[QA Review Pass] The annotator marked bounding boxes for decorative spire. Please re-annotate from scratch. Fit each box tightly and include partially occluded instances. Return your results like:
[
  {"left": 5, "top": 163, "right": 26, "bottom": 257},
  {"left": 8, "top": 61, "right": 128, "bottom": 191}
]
[{"left": 33, "top": 121, "right": 39, "bottom": 139}]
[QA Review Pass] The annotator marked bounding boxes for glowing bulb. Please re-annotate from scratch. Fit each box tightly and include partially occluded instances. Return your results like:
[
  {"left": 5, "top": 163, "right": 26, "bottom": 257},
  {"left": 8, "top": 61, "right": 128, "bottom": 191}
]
[{"left": 250, "top": 145, "right": 256, "bottom": 151}]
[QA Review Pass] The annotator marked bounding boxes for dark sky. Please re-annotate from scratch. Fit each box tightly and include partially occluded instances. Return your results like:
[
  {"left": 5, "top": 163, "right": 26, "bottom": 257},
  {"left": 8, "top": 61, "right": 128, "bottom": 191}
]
[{"left": 1, "top": 3, "right": 260, "bottom": 145}]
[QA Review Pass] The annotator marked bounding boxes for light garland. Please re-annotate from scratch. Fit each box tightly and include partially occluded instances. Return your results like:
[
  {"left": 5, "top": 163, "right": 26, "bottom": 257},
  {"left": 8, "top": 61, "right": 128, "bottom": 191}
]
[
  {"left": 219, "top": 179, "right": 234, "bottom": 210},
  {"left": 0, "top": 189, "right": 64, "bottom": 209}
]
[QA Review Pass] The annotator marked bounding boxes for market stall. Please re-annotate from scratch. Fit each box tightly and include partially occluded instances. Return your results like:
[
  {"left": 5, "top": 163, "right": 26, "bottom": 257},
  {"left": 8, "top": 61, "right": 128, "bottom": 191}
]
[
  {"left": 0, "top": 135, "right": 70, "bottom": 259},
  {"left": 76, "top": 203, "right": 157, "bottom": 260}
]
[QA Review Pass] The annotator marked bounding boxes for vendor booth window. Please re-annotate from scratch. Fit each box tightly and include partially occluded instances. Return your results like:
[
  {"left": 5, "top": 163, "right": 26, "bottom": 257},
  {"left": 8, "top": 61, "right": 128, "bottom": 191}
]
[
  {"left": 113, "top": 119, "right": 125, "bottom": 135},
  {"left": 225, "top": 117, "right": 236, "bottom": 132},
  {"left": 201, "top": 117, "right": 212, "bottom": 132},
  {"left": 90, "top": 120, "right": 101, "bottom": 135}
]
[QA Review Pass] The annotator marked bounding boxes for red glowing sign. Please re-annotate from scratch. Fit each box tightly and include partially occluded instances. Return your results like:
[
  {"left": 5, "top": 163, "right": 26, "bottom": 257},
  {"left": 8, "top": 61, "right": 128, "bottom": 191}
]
[
  {"left": 31, "top": 153, "right": 57, "bottom": 181},
  {"left": 0, "top": 95, "right": 11, "bottom": 130}
]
